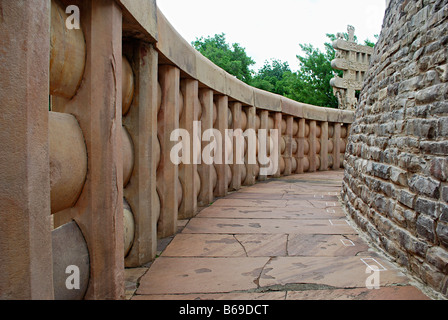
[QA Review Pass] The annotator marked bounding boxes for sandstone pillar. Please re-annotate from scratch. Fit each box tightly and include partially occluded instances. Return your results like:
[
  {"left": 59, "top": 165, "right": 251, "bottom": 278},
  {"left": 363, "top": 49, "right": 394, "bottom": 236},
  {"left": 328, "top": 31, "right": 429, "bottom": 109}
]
[
  {"left": 198, "top": 89, "right": 214, "bottom": 206},
  {"left": 244, "top": 106, "right": 257, "bottom": 186},
  {"left": 230, "top": 102, "right": 242, "bottom": 190},
  {"left": 320, "top": 122, "right": 329, "bottom": 171},
  {"left": 296, "top": 119, "right": 306, "bottom": 174},
  {"left": 0, "top": 0, "right": 54, "bottom": 300},
  {"left": 52, "top": 0, "right": 125, "bottom": 299},
  {"left": 258, "top": 110, "right": 269, "bottom": 181},
  {"left": 214, "top": 95, "right": 229, "bottom": 197},
  {"left": 284, "top": 116, "right": 294, "bottom": 176},
  {"left": 123, "top": 42, "right": 159, "bottom": 267},
  {"left": 273, "top": 113, "right": 282, "bottom": 178},
  {"left": 157, "top": 65, "right": 180, "bottom": 237},
  {"left": 333, "top": 123, "right": 342, "bottom": 170},
  {"left": 178, "top": 79, "right": 200, "bottom": 219},
  {"left": 309, "top": 121, "right": 317, "bottom": 172}
]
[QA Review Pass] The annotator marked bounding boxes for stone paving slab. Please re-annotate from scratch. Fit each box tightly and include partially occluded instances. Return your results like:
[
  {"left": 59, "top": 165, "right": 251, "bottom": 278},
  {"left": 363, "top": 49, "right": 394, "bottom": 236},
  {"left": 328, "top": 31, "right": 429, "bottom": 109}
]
[
  {"left": 236, "top": 234, "right": 288, "bottom": 257},
  {"left": 162, "top": 234, "right": 370, "bottom": 259},
  {"left": 285, "top": 286, "right": 430, "bottom": 300},
  {"left": 182, "top": 218, "right": 357, "bottom": 235},
  {"left": 212, "top": 199, "right": 290, "bottom": 208},
  {"left": 161, "top": 234, "right": 246, "bottom": 257},
  {"left": 287, "top": 234, "right": 370, "bottom": 257},
  {"left": 136, "top": 257, "right": 270, "bottom": 295},
  {"left": 132, "top": 292, "right": 286, "bottom": 300},
  {"left": 212, "top": 198, "right": 342, "bottom": 210},
  {"left": 196, "top": 206, "right": 346, "bottom": 220},
  {"left": 226, "top": 192, "right": 286, "bottom": 200},
  {"left": 258, "top": 256, "right": 409, "bottom": 289}
]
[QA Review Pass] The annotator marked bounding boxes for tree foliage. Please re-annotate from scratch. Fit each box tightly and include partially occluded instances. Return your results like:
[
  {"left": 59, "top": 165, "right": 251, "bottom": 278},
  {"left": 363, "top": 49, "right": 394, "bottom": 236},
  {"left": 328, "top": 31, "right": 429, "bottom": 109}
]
[
  {"left": 292, "top": 34, "right": 341, "bottom": 108},
  {"left": 192, "top": 33, "right": 255, "bottom": 84},
  {"left": 250, "top": 59, "right": 298, "bottom": 98}
]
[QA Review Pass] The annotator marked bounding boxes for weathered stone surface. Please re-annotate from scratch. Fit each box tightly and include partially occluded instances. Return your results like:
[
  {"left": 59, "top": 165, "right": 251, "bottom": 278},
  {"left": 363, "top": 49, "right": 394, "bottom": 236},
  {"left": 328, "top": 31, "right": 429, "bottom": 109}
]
[
  {"left": 161, "top": 234, "right": 246, "bottom": 257},
  {"left": 52, "top": 221, "right": 89, "bottom": 300},
  {"left": 123, "top": 42, "right": 159, "bottom": 267},
  {"left": 49, "top": 112, "right": 87, "bottom": 214},
  {"left": 118, "top": 0, "right": 157, "bottom": 41},
  {"left": 286, "top": 286, "right": 430, "bottom": 300},
  {"left": 50, "top": 0, "right": 86, "bottom": 99},
  {"left": 132, "top": 292, "right": 285, "bottom": 300},
  {"left": 331, "top": 25, "right": 374, "bottom": 110},
  {"left": 258, "top": 256, "right": 409, "bottom": 289},
  {"left": 287, "top": 234, "right": 369, "bottom": 257},
  {"left": 51, "top": 0, "right": 126, "bottom": 300},
  {"left": 137, "top": 257, "right": 269, "bottom": 294},
  {"left": 182, "top": 218, "right": 356, "bottom": 235},
  {"left": 0, "top": 0, "right": 54, "bottom": 300}
]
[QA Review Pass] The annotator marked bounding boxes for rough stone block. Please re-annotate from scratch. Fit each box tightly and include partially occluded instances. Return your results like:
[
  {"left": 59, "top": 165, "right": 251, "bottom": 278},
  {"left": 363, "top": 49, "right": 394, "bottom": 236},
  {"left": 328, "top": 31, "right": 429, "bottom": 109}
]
[
  {"left": 406, "top": 118, "right": 438, "bottom": 139},
  {"left": 437, "top": 222, "right": 448, "bottom": 249},
  {"left": 416, "top": 215, "right": 436, "bottom": 243},
  {"left": 426, "top": 247, "right": 448, "bottom": 274},
  {"left": 398, "top": 153, "right": 426, "bottom": 173},
  {"left": 438, "top": 117, "right": 448, "bottom": 139},
  {"left": 416, "top": 85, "right": 445, "bottom": 105},
  {"left": 409, "top": 174, "right": 440, "bottom": 199},
  {"left": 372, "top": 162, "right": 391, "bottom": 180},
  {"left": 399, "top": 189, "right": 416, "bottom": 209},
  {"left": 390, "top": 166, "right": 408, "bottom": 186},
  {"left": 397, "top": 228, "right": 428, "bottom": 258},
  {"left": 443, "top": 185, "right": 448, "bottom": 203},
  {"left": 429, "top": 157, "right": 448, "bottom": 182},
  {"left": 415, "top": 197, "right": 438, "bottom": 219}
]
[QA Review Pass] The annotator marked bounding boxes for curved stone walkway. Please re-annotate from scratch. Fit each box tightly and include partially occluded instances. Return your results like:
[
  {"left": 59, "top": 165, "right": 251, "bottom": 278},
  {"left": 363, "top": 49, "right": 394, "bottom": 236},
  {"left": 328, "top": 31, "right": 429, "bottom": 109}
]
[{"left": 127, "top": 171, "right": 431, "bottom": 300}]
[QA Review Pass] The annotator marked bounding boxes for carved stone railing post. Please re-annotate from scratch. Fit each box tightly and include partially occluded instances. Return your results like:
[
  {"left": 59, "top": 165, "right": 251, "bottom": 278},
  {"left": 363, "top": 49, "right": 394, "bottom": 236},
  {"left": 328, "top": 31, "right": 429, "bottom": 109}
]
[
  {"left": 320, "top": 122, "right": 329, "bottom": 171},
  {"left": 52, "top": 0, "right": 125, "bottom": 300},
  {"left": 123, "top": 42, "right": 159, "bottom": 267},
  {"left": 179, "top": 79, "right": 200, "bottom": 219},
  {"left": 214, "top": 95, "right": 229, "bottom": 197},
  {"left": 157, "top": 65, "right": 180, "bottom": 238},
  {"left": 198, "top": 89, "right": 214, "bottom": 207},
  {"left": 309, "top": 121, "right": 317, "bottom": 172},
  {"left": 296, "top": 119, "right": 306, "bottom": 174},
  {"left": 284, "top": 116, "right": 294, "bottom": 176},
  {"left": 273, "top": 113, "right": 282, "bottom": 178},
  {"left": 258, "top": 110, "right": 269, "bottom": 181},
  {"left": 244, "top": 106, "right": 257, "bottom": 186},
  {"left": 0, "top": 0, "right": 54, "bottom": 300},
  {"left": 333, "top": 123, "right": 342, "bottom": 170},
  {"left": 229, "top": 102, "right": 242, "bottom": 190}
]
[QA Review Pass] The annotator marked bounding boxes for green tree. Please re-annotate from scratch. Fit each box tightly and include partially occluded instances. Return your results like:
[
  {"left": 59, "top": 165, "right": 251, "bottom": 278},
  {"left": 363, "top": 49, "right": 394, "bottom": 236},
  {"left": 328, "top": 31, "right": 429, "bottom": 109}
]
[
  {"left": 192, "top": 33, "right": 255, "bottom": 84},
  {"left": 364, "top": 34, "right": 379, "bottom": 48},
  {"left": 250, "top": 59, "right": 298, "bottom": 98},
  {"left": 292, "top": 33, "right": 376, "bottom": 108},
  {"left": 291, "top": 34, "right": 341, "bottom": 108}
]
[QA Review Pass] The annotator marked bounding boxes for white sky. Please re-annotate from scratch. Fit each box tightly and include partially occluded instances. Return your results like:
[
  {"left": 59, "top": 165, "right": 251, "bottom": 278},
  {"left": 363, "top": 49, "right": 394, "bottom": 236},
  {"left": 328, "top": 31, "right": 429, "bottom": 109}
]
[{"left": 156, "top": 0, "right": 387, "bottom": 72}]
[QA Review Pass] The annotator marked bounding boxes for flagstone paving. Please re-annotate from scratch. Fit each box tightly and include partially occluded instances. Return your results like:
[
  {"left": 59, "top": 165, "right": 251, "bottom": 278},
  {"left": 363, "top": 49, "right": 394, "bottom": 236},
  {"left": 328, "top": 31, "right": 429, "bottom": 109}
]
[{"left": 128, "top": 171, "right": 432, "bottom": 300}]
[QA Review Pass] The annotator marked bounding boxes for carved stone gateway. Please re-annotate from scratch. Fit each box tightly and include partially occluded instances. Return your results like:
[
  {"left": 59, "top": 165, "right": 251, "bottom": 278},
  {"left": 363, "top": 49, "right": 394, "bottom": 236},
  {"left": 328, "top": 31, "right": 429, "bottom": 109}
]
[{"left": 330, "top": 26, "right": 374, "bottom": 110}]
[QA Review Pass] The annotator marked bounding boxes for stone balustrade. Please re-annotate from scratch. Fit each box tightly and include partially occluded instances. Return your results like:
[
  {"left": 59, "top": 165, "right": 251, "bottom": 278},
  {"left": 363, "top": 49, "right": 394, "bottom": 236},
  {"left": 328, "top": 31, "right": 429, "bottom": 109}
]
[{"left": 0, "top": 0, "right": 354, "bottom": 300}]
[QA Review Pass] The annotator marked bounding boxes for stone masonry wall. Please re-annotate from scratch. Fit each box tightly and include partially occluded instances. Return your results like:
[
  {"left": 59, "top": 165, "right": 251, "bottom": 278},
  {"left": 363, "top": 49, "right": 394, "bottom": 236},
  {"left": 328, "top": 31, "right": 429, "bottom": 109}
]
[{"left": 341, "top": 0, "right": 448, "bottom": 297}]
